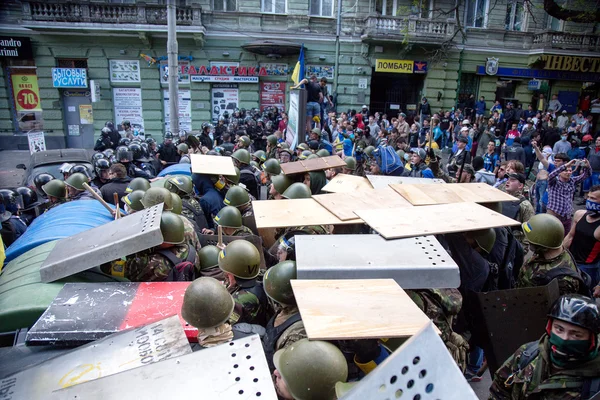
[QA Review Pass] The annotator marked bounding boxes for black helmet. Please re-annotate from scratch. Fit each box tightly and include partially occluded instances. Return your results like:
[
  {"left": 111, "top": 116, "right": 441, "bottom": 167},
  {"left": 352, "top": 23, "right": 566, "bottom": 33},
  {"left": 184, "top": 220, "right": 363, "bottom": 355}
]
[
  {"left": 548, "top": 294, "right": 600, "bottom": 335},
  {"left": 105, "top": 121, "right": 115, "bottom": 130},
  {"left": 164, "top": 131, "right": 174, "bottom": 140},
  {"left": 91, "top": 152, "right": 106, "bottom": 163},
  {"left": 101, "top": 127, "right": 111, "bottom": 137},
  {"left": 70, "top": 164, "right": 90, "bottom": 177},
  {"left": 129, "top": 143, "right": 148, "bottom": 162},
  {"left": 145, "top": 136, "right": 156, "bottom": 145},
  {"left": 34, "top": 173, "right": 55, "bottom": 193},
  {"left": 103, "top": 148, "right": 114, "bottom": 158},
  {"left": 15, "top": 186, "right": 38, "bottom": 209},
  {"left": 0, "top": 189, "right": 20, "bottom": 214},
  {"left": 94, "top": 158, "right": 111, "bottom": 176},
  {"left": 119, "top": 138, "right": 131, "bottom": 147},
  {"left": 116, "top": 145, "right": 132, "bottom": 162}
]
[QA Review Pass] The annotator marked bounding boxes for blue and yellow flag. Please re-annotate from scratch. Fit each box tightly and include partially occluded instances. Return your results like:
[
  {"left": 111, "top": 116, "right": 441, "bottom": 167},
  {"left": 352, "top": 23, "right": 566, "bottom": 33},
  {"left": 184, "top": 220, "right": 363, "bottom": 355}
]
[{"left": 291, "top": 44, "right": 305, "bottom": 86}]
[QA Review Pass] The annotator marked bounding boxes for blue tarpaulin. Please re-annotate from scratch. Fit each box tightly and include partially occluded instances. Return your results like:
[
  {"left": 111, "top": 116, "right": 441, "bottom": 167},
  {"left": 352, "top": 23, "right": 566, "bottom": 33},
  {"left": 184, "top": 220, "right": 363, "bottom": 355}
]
[
  {"left": 4, "top": 201, "right": 118, "bottom": 264},
  {"left": 157, "top": 163, "right": 191, "bottom": 177}
]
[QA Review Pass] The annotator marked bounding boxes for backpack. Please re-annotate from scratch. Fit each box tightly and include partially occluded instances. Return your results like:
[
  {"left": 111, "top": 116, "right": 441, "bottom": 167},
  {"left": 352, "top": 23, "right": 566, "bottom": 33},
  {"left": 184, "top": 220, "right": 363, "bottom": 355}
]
[
  {"left": 158, "top": 245, "right": 197, "bottom": 282},
  {"left": 537, "top": 266, "right": 593, "bottom": 297},
  {"left": 373, "top": 145, "right": 403, "bottom": 175}
]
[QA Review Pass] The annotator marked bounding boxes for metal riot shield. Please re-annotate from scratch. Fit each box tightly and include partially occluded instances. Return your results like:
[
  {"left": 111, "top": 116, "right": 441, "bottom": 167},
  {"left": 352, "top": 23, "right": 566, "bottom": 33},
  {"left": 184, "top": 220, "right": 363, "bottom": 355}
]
[
  {"left": 295, "top": 235, "right": 460, "bottom": 289},
  {"left": 466, "top": 279, "right": 560, "bottom": 376},
  {"left": 0, "top": 315, "right": 190, "bottom": 399},
  {"left": 339, "top": 322, "right": 477, "bottom": 400},
  {"left": 39, "top": 204, "right": 164, "bottom": 283},
  {"left": 199, "top": 233, "right": 266, "bottom": 270},
  {"left": 48, "top": 334, "right": 277, "bottom": 400},
  {"left": 26, "top": 282, "right": 199, "bottom": 346}
]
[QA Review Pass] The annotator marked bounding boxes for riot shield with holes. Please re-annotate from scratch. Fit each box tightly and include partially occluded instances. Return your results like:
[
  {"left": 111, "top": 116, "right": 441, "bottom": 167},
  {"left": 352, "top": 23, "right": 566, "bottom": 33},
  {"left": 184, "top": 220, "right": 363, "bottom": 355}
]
[
  {"left": 465, "top": 279, "right": 560, "bottom": 376},
  {"left": 198, "top": 233, "right": 266, "bottom": 270}
]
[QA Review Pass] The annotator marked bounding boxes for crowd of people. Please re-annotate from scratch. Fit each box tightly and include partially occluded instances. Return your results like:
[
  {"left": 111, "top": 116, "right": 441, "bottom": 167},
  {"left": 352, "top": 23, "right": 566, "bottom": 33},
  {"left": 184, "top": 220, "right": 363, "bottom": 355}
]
[{"left": 1, "top": 91, "right": 600, "bottom": 399}]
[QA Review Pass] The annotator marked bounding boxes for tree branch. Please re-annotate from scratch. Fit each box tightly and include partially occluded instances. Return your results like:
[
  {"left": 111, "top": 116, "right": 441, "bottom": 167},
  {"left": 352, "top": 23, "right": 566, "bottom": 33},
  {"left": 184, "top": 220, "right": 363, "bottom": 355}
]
[{"left": 542, "top": 0, "right": 600, "bottom": 23}]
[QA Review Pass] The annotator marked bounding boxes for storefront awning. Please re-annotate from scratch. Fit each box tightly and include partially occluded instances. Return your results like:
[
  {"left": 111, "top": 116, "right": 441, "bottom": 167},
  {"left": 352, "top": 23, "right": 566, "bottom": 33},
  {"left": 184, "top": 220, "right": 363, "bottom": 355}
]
[{"left": 241, "top": 40, "right": 301, "bottom": 57}]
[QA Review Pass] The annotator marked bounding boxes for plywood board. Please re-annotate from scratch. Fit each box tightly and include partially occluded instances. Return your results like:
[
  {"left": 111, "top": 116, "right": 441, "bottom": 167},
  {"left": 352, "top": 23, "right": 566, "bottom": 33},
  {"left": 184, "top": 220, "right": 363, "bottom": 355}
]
[
  {"left": 291, "top": 279, "right": 437, "bottom": 340},
  {"left": 366, "top": 175, "right": 445, "bottom": 190},
  {"left": 252, "top": 198, "right": 361, "bottom": 229},
  {"left": 355, "top": 202, "right": 520, "bottom": 239},
  {"left": 321, "top": 173, "right": 373, "bottom": 193},
  {"left": 313, "top": 187, "right": 412, "bottom": 221},
  {"left": 281, "top": 155, "right": 346, "bottom": 175},
  {"left": 390, "top": 183, "right": 517, "bottom": 206},
  {"left": 190, "top": 154, "right": 236, "bottom": 176}
]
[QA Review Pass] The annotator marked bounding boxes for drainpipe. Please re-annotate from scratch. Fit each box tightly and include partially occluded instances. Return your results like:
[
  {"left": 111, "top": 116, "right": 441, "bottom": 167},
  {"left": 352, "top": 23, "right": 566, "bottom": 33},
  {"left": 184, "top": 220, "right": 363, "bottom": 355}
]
[{"left": 333, "top": 0, "right": 342, "bottom": 95}]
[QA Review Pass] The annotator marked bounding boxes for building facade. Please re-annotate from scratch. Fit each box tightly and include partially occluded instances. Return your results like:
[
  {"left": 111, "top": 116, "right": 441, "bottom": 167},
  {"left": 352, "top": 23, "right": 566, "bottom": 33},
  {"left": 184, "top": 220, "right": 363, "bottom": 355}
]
[{"left": 0, "top": 0, "right": 598, "bottom": 149}]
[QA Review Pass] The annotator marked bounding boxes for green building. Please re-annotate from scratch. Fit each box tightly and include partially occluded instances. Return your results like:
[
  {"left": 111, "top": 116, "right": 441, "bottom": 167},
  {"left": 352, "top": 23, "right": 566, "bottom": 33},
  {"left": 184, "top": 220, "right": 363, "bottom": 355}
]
[{"left": 0, "top": 0, "right": 598, "bottom": 149}]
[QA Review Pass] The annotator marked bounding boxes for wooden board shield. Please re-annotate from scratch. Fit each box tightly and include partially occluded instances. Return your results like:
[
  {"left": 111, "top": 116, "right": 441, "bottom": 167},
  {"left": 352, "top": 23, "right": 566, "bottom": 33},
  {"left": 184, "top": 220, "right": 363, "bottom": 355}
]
[
  {"left": 190, "top": 154, "right": 236, "bottom": 176},
  {"left": 321, "top": 174, "right": 373, "bottom": 193},
  {"left": 280, "top": 155, "right": 346, "bottom": 175},
  {"left": 252, "top": 198, "right": 362, "bottom": 229},
  {"left": 291, "top": 279, "right": 437, "bottom": 340},
  {"left": 390, "top": 183, "right": 517, "bottom": 206},
  {"left": 366, "top": 175, "right": 445, "bottom": 189},
  {"left": 355, "top": 202, "right": 520, "bottom": 239},
  {"left": 313, "top": 187, "right": 412, "bottom": 221}
]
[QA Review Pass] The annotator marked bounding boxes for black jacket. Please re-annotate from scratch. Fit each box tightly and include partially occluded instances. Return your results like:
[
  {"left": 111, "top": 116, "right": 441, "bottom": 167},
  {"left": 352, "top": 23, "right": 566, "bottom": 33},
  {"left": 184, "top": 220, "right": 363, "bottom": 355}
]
[{"left": 100, "top": 177, "right": 132, "bottom": 210}]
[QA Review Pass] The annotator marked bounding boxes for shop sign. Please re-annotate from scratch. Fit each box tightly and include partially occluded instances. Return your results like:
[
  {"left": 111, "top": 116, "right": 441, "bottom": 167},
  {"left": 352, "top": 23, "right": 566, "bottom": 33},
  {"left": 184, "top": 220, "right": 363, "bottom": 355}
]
[
  {"left": 186, "top": 64, "right": 268, "bottom": 82},
  {"left": 52, "top": 68, "right": 88, "bottom": 88},
  {"left": 0, "top": 36, "right": 33, "bottom": 59},
  {"left": 211, "top": 84, "right": 239, "bottom": 122},
  {"left": 539, "top": 55, "right": 600, "bottom": 73},
  {"left": 160, "top": 60, "right": 190, "bottom": 84},
  {"left": 113, "top": 88, "right": 144, "bottom": 134},
  {"left": 12, "top": 73, "right": 42, "bottom": 112},
  {"left": 260, "top": 81, "right": 286, "bottom": 112},
  {"left": 191, "top": 76, "right": 258, "bottom": 83},
  {"left": 109, "top": 60, "right": 141, "bottom": 83},
  {"left": 305, "top": 65, "right": 334, "bottom": 79},
  {"left": 475, "top": 65, "right": 600, "bottom": 82},
  {"left": 27, "top": 131, "right": 46, "bottom": 154},
  {"left": 527, "top": 79, "right": 541, "bottom": 91},
  {"left": 375, "top": 59, "right": 428, "bottom": 74}
]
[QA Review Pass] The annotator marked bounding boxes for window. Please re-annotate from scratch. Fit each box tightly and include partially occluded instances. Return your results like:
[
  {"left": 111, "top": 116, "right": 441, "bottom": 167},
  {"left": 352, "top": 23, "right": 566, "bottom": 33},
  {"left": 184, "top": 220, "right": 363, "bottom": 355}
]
[
  {"left": 465, "top": 0, "right": 488, "bottom": 28},
  {"left": 213, "top": 0, "right": 236, "bottom": 12},
  {"left": 458, "top": 73, "right": 480, "bottom": 99},
  {"left": 376, "top": 0, "right": 397, "bottom": 16},
  {"left": 309, "top": 0, "right": 333, "bottom": 17},
  {"left": 57, "top": 59, "right": 88, "bottom": 69},
  {"left": 505, "top": 1, "right": 524, "bottom": 31},
  {"left": 411, "top": 0, "right": 433, "bottom": 19},
  {"left": 548, "top": 16, "right": 563, "bottom": 31},
  {"left": 109, "top": 0, "right": 135, "bottom": 3},
  {"left": 262, "top": 0, "right": 286, "bottom": 13}
]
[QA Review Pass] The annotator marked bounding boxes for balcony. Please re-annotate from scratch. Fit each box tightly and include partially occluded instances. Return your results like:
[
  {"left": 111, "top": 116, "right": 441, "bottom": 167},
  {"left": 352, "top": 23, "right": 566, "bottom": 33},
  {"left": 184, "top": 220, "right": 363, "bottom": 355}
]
[
  {"left": 532, "top": 31, "right": 599, "bottom": 52},
  {"left": 362, "top": 15, "right": 457, "bottom": 44},
  {"left": 21, "top": 1, "right": 203, "bottom": 30}
]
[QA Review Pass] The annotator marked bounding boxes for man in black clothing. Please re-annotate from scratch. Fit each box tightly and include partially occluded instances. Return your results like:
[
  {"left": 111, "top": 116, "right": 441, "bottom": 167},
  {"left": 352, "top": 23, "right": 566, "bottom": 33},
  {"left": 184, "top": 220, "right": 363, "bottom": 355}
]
[
  {"left": 214, "top": 118, "right": 227, "bottom": 146},
  {"left": 291, "top": 76, "right": 326, "bottom": 137},
  {"left": 100, "top": 163, "right": 131, "bottom": 210},
  {"left": 418, "top": 97, "right": 431, "bottom": 127},
  {"left": 440, "top": 111, "right": 452, "bottom": 148},
  {"left": 199, "top": 123, "right": 214, "bottom": 150},
  {"left": 504, "top": 102, "right": 516, "bottom": 128},
  {"left": 105, "top": 121, "right": 121, "bottom": 150},
  {"left": 157, "top": 132, "right": 180, "bottom": 166}
]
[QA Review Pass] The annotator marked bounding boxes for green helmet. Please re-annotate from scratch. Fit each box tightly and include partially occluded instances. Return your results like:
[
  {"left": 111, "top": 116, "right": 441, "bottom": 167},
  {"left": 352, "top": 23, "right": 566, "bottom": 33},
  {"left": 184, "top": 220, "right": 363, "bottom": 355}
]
[
  {"left": 299, "top": 150, "right": 312, "bottom": 160},
  {"left": 177, "top": 143, "right": 189, "bottom": 154},
  {"left": 198, "top": 245, "right": 220, "bottom": 270},
  {"left": 297, "top": 143, "right": 309, "bottom": 151},
  {"left": 262, "top": 158, "right": 281, "bottom": 175},
  {"left": 224, "top": 167, "right": 241, "bottom": 185},
  {"left": 396, "top": 150, "right": 406, "bottom": 161},
  {"left": 522, "top": 213, "right": 564, "bottom": 249},
  {"left": 250, "top": 160, "right": 259, "bottom": 169},
  {"left": 165, "top": 175, "right": 194, "bottom": 196},
  {"left": 224, "top": 186, "right": 250, "bottom": 208},
  {"left": 181, "top": 277, "right": 235, "bottom": 329},
  {"left": 42, "top": 179, "right": 67, "bottom": 199},
  {"left": 218, "top": 240, "right": 261, "bottom": 279},
  {"left": 267, "top": 134, "right": 278, "bottom": 147},
  {"left": 467, "top": 228, "right": 496, "bottom": 254},
  {"left": 126, "top": 177, "right": 151, "bottom": 193},
  {"left": 263, "top": 260, "right": 297, "bottom": 306},
  {"left": 122, "top": 190, "right": 145, "bottom": 212},
  {"left": 232, "top": 149, "right": 251, "bottom": 165},
  {"left": 306, "top": 154, "right": 319, "bottom": 160},
  {"left": 271, "top": 174, "right": 293, "bottom": 195},
  {"left": 344, "top": 156, "right": 357, "bottom": 171},
  {"left": 364, "top": 146, "right": 375, "bottom": 158},
  {"left": 160, "top": 211, "right": 185, "bottom": 245},
  {"left": 64, "top": 172, "right": 89, "bottom": 191},
  {"left": 316, "top": 149, "right": 330, "bottom": 157},
  {"left": 140, "top": 187, "right": 173, "bottom": 210},
  {"left": 253, "top": 150, "right": 267, "bottom": 162},
  {"left": 214, "top": 205, "right": 242, "bottom": 228},
  {"left": 237, "top": 135, "right": 251, "bottom": 148},
  {"left": 274, "top": 339, "right": 348, "bottom": 400},
  {"left": 170, "top": 192, "right": 183, "bottom": 214},
  {"left": 282, "top": 183, "right": 311, "bottom": 199}
]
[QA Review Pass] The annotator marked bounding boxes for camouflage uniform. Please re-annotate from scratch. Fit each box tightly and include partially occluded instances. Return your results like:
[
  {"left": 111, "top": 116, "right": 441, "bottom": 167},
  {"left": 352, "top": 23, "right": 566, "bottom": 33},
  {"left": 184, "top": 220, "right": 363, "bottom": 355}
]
[
  {"left": 489, "top": 335, "right": 600, "bottom": 399},
  {"left": 124, "top": 244, "right": 200, "bottom": 282},
  {"left": 267, "top": 147, "right": 277, "bottom": 160},
  {"left": 227, "top": 281, "right": 268, "bottom": 326},
  {"left": 517, "top": 250, "right": 580, "bottom": 295},
  {"left": 181, "top": 196, "right": 207, "bottom": 231},
  {"left": 230, "top": 225, "right": 254, "bottom": 237},
  {"left": 273, "top": 308, "right": 306, "bottom": 352},
  {"left": 274, "top": 225, "right": 330, "bottom": 241},
  {"left": 508, "top": 191, "right": 535, "bottom": 253},
  {"left": 429, "top": 159, "right": 458, "bottom": 183},
  {"left": 406, "top": 289, "right": 469, "bottom": 372},
  {"left": 44, "top": 200, "right": 67, "bottom": 213},
  {"left": 181, "top": 216, "right": 202, "bottom": 256}
]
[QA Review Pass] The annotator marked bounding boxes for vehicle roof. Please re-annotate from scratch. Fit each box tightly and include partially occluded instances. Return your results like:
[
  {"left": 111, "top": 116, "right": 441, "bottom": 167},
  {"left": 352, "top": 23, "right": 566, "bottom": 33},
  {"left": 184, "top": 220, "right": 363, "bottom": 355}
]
[{"left": 30, "top": 149, "right": 90, "bottom": 167}]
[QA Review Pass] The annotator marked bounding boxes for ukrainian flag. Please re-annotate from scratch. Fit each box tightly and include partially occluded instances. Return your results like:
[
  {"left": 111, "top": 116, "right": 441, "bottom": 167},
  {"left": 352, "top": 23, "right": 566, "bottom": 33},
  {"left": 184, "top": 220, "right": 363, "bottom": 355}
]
[{"left": 291, "top": 44, "right": 305, "bottom": 86}]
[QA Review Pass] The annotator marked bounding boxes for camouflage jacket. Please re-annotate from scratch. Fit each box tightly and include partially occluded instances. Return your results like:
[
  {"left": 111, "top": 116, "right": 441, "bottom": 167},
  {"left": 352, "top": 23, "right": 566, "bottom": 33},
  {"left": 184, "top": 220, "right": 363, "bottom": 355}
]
[
  {"left": 228, "top": 280, "right": 268, "bottom": 326},
  {"left": 429, "top": 159, "right": 458, "bottom": 183},
  {"left": 181, "top": 216, "right": 203, "bottom": 256},
  {"left": 274, "top": 307, "right": 307, "bottom": 352},
  {"left": 275, "top": 225, "right": 330, "bottom": 240},
  {"left": 510, "top": 192, "right": 535, "bottom": 254},
  {"left": 517, "top": 250, "right": 580, "bottom": 295},
  {"left": 125, "top": 244, "right": 199, "bottom": 282},
  {"left": 489, "top": 335, "right": 600, "bottom": 400},
  {"left": 231, "top": 225, "right": 255, "bottom": 237},
  {"left": 181, "top": 197, "right": 202, "bottom": 224}
]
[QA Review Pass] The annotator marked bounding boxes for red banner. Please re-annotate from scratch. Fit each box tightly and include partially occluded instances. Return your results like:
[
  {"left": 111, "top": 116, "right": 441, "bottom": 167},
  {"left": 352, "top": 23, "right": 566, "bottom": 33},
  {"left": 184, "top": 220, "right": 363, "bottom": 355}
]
[{"left": 260, "top": 81, "right": 286, "bottom": 112}]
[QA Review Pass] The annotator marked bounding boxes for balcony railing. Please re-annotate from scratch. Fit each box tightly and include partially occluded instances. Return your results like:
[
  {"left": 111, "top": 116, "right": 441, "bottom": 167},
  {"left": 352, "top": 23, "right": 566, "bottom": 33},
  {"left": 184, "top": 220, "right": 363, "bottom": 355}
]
[
  {"left": 22, "top": 1, "right": 202, "bottom": 26},
  {"left": 533, "top": 31, "right": 599, "bottom": 52},
  {"left": 363, "top": 15, "right": 456, "bottom": 42}
]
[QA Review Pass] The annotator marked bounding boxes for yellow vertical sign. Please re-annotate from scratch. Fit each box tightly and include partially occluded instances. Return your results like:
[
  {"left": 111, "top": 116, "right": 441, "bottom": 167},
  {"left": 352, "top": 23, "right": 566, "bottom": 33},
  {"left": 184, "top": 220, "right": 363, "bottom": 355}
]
[
  {"left": 375, "top": 59, "right": 415, "bottom": 74},
  {"left": 12, "top": 74, "right": 42, "bottom": 112},
  {"left": 79, "top": 104, "right": 94, "bottom": 124}
]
